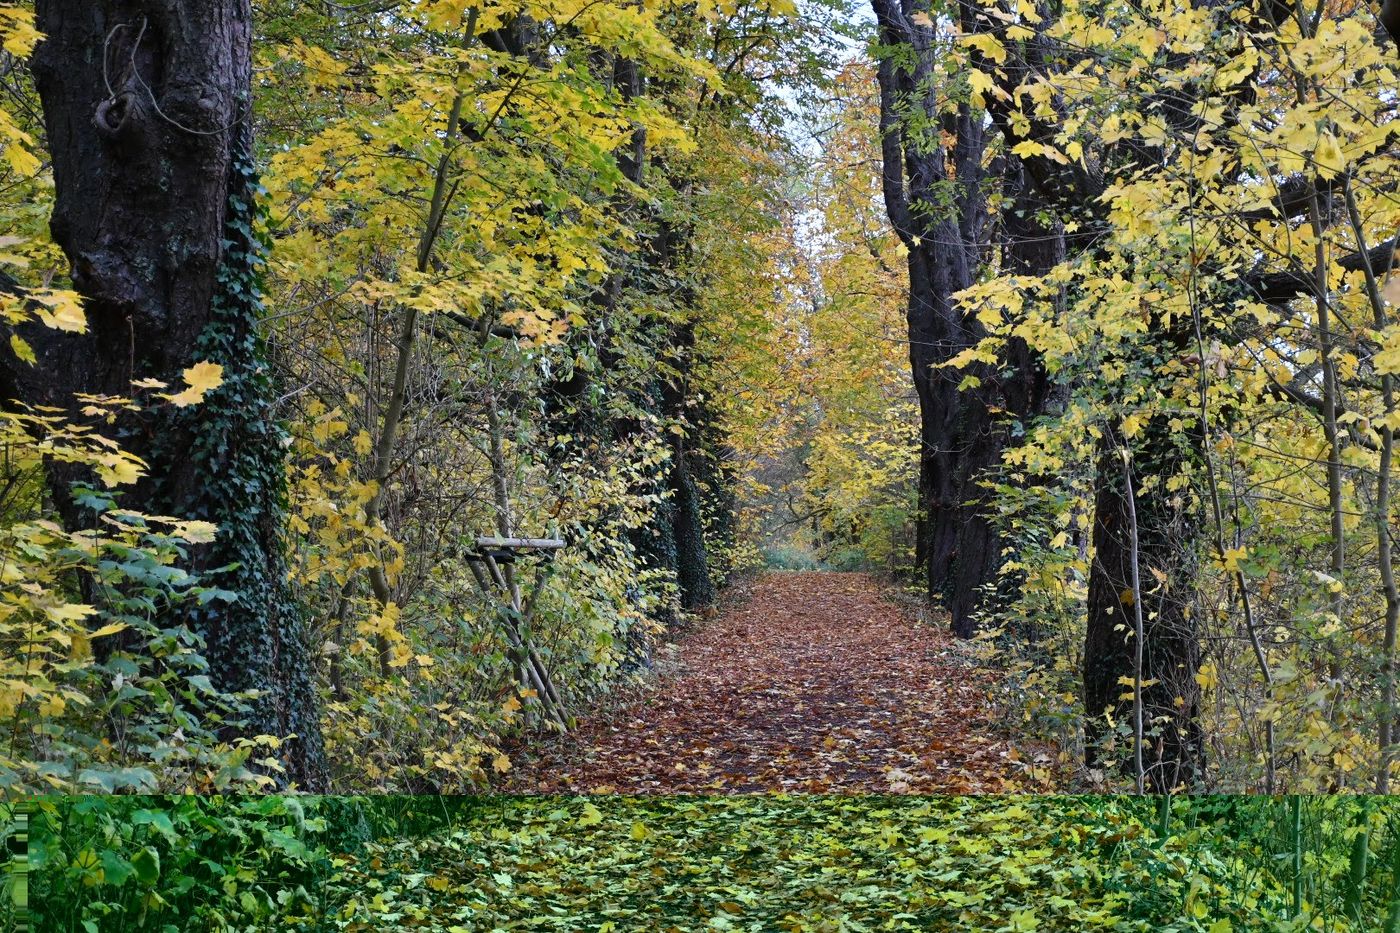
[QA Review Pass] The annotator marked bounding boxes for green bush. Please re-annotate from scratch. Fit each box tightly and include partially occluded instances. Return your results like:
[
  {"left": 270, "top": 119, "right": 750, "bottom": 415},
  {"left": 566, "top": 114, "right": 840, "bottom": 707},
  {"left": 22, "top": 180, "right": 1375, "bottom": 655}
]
[
  {"left": 760, "top": 546, "right": 823, "bottom": 570},
  {"left": 30, "top": 796, "right": 332, "bottom": 931}
]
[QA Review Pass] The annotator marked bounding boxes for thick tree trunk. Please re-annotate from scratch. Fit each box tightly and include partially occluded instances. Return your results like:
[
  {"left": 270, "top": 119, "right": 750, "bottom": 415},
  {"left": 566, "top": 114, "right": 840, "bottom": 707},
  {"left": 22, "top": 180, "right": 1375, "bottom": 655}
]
[
  {"left": 1082, "top": 418, "right": 1202, "bottom": 791},
  {"left": 945, "top": 165, "right": 1063, "bottom": 631},
  {"left": 873, "top": 1, "right": 1062, "bottom": 636},
  {"left": 963, "top": 11, "right": 1211, "bottom": 785},
  {"left": 904, "top": 240, "right": 977, "bottom": 609},
  {"left": 872, "top": 5, "right": 981, "bottom": 611},
  {"left": 17, "top": 0, "right": 327, "bottom": 788}
]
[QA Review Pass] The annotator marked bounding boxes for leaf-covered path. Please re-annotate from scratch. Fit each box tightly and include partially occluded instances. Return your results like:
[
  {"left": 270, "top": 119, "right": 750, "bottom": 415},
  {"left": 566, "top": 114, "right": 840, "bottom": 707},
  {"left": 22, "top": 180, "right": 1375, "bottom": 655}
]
[{"left": 509, "top": 571, "right": 1034, "bottom": 793}]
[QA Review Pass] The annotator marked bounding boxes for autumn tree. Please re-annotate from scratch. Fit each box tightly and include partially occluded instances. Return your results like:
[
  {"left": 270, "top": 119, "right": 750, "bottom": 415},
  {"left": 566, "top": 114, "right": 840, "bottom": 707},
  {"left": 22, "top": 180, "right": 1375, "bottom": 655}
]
[
  {"left": 0, "top": 1, "right": 326, "bottom": 786},
  {"left": 928, "top": 0, "right": 1400, "bottom": 791},
  {"left": 870, "top": 0, "right": 1063, "bottom": 638}
]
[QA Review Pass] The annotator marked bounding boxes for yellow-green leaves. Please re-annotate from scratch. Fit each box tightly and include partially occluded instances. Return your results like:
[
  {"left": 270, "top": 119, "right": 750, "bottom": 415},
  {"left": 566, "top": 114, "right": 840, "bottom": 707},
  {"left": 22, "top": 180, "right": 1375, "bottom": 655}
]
[
  {"left": 0, "top": 6, "right": 39, "bottom": 58},
  {"left": 577, "top": 802, "right": 604, "bottom": 827},
  {"left": 263, "top": 0, "right": 709, "bottom": 352},
  {"left": 325, "top": 797, "right": 1360, "bottom": 929},
  {"left": 959, "top": 32, "right": 1008, "bottom": 65},
  {"left": 9, "top": 333, "right": 32, "bottom": 364},
  {"left": 1375, "top": 328, "right": 1400, "bottom": 375},
  {"left": 31, "top": 289, "right": 86, "bottom": 333},
  {"left": 0, "top": 8, "right": 41, "bottom": 175},
  {"left": 1313, "top": 129, "right": 1346, "bottom": 180},
  {"left": 994, "top": 0, "right": 1400, "bottom": 793},
  {"left": 165, "top": 361, "right": 225, "bottom": 407}
]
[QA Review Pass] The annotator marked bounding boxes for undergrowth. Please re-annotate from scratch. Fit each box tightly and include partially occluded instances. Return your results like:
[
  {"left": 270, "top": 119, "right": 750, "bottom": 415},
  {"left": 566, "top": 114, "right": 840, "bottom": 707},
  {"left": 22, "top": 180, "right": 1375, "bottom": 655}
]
[{"left": 27, "top": 795, "right": 1400, "bottom": 931}]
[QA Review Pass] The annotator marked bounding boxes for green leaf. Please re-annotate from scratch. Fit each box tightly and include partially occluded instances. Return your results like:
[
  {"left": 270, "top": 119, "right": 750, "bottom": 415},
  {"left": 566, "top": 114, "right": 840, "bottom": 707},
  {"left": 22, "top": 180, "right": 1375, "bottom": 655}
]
[
  {"left": 131, "top": 846, "right": 161, "bottom": 886},
  {"left": 132, "top": 810, "right": 178, "bottom": 843},
  {"left": 99, "top": 850, "right": 133, "bottom": 887}
]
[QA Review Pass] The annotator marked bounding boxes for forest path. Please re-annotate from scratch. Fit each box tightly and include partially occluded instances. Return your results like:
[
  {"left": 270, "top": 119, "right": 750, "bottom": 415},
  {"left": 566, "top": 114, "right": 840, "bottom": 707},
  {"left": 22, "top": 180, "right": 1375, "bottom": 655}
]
[{"left": 507, "top": 571, "right": 1030, "bottom": 793}]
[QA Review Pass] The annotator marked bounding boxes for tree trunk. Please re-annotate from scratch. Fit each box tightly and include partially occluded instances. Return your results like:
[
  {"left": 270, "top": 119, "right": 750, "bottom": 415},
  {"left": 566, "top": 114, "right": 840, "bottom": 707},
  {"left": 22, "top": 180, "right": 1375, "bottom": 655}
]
[
  {"left": 662, "top": 323, "right": 715, "bottom": 610},
  {"left": 1082, "top": 417, "right": 1202, "bottom": 791},
  {"left": 873, "top": 1, "right": 1062, "bottom": 636},
  {"left": 16, "top": 0, "right": 326, "bottom": 788},
  {"left": 872, "top": 3, "right": 980, "bottom": 612},
  {"left": 945, "top": 163, "right": 1063, "bottom": 631}
]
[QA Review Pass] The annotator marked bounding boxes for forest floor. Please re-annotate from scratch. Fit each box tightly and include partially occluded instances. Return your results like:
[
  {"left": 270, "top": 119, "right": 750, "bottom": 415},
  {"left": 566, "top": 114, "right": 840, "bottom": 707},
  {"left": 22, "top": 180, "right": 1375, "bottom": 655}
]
[{"left": 507, "top": 571, "right": 1047, "bottom": 793}]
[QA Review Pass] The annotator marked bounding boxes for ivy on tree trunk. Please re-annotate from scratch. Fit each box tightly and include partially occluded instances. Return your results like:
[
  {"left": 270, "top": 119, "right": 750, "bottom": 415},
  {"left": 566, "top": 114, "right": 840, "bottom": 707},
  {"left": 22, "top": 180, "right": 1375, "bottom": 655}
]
[{"left": 11, "top": 0, "right": 327, "bottom": 788}]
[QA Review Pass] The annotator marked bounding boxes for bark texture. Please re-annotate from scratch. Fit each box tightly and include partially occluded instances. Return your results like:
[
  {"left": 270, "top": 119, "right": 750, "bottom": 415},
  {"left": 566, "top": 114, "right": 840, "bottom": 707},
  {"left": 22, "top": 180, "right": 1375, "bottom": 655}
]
[
  {"left": 1082, "top": 422, "right": 1203, "bottom": 790},
  {"left": 871, "top": 0, "right": 1056, "bottom": 636},
  {"left": 14, "top": 0, "right": 327, "bottom": 788},
  {"left": 872, "top": 0, "right": 1205, "bottom": 787}
]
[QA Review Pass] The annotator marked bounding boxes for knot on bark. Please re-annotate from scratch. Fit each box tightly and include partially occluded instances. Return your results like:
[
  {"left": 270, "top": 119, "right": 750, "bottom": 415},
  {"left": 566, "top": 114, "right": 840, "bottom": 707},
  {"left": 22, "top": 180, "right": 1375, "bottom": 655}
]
[
  {"left": 95, "top": 92, "right": 139, "bottom": 140},
  {"left": 74, "top": 248, "right": 157, "bottom": 328}
]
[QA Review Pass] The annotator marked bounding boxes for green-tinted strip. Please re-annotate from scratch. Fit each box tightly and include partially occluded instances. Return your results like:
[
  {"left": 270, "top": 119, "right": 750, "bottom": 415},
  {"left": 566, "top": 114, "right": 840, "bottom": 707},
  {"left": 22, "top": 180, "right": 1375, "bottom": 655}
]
[{"left": 3, "top": 802, "right": 27, "bottom": 933}]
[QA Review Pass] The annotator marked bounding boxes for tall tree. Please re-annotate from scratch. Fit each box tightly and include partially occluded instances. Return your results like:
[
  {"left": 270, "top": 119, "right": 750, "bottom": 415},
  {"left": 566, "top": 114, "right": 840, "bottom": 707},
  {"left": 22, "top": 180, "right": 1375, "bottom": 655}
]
[
  {"left": 928, "top": 0, "right": 1399, "bottom": 790},
  {"left": 871, "top": 0, "right": 1205, "bottom": 785},
  {"left": 871, "top": 1, "right": 1061, "bottom": 636},
  {"left": 871, "top": 0, "right": 991, "bottom": 633},
  {"left": 7, "top": 0, "right": 326, "bottom": 787}
]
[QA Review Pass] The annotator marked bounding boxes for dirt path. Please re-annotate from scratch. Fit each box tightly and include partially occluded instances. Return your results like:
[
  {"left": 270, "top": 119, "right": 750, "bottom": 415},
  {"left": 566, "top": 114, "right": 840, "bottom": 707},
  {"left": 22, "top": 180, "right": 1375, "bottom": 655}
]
[{"left": 508, "top": 571, "right": 1036, "bottom": 793}]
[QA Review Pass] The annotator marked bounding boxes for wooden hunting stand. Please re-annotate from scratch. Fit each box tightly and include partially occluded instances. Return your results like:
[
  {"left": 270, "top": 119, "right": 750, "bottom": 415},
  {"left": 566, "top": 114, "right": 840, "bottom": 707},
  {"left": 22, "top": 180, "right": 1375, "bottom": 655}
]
[{"left": 466, "top": 534, "right": 570, "bottom": 731}]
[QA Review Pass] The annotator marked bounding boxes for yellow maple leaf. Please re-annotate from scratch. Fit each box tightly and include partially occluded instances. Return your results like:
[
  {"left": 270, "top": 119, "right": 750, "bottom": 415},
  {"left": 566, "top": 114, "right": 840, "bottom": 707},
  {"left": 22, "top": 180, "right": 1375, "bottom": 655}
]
[
  {"left": 38, "top": 291, "right": 86, "bottom": 333},
  {"left": 1313, "top": 130, "right": 1346, "bottom": 180},
  {"left": 960, "top": 32, "right": 1008, "bottom": 65},
  {"left": 45, "top": 603, "right": 97, "bottom": 623},
  {"left": 97, "top": 453, "right": 144, "bottom": 487},
  {"left": 968, "top": 69, "right": 997, "bottom": 105},
  {"left": 172, "top": 520, "right": 218, "bottom": 544},
  {"left": 9, "top": 334, "right": 33, "bottom": 364},
  {"left": 1220, "top": 546, "right": 1247, "bottom": 573},
  {"left": 3, "top": 141, "right": 36, "bottom": 176},
  {"left": 0, "top": 10, "right": 42, "bottom": 59},
  {"left": 167, "top": 361, "right": 224, "bottom": 407}
]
